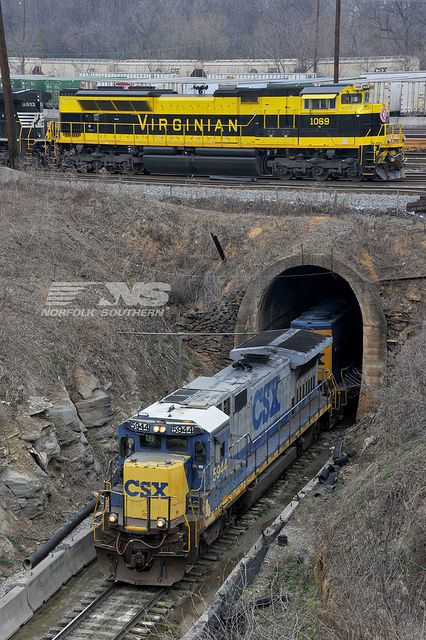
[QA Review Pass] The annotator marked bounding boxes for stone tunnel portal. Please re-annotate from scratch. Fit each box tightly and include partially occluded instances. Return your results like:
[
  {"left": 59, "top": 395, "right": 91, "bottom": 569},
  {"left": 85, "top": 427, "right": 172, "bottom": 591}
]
[
  {"left": 235, "top": 255, "right": 387, "bottom": 417},
  {"left": 259, "top": 265, "right": 363, "bottom": 416}
]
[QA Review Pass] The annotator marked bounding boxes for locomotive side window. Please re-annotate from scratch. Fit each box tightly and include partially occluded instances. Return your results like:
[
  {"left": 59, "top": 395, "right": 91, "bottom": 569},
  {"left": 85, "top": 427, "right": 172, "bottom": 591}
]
[
  {"left": 166, "top": 436, "right": 188, "bottom": 452},
  {"left": 341, "top": 94, "right": 362, "bottom": 104},
  {"left": 113, "top": 100, "right": 135, "bottom": 111},
  {"left": 140, "top": 434, "right": 161, "bottom": 449},
  {"left": 120, "top": 436, "right": 135, "bottom": 458},
  {"left": 96, "top": 100, "right": 116, "bottom": 110},
  {"left": 304, "top": 98, "right": 336, "bottom": 110},
  {"left": 215, "top": 439, "right": 225, "bottom": 463},
  {"left": 234, "top": 389, "right": 247, "bottom": 413},
  {"left": 223, "top": 398, "right": 230, "bottom": 415},
  {"left": 194, "top": 441, "right": 207, "bottom": 465},
  {"left": 79, "top": 100, "right": 99, "bottom": 110}
]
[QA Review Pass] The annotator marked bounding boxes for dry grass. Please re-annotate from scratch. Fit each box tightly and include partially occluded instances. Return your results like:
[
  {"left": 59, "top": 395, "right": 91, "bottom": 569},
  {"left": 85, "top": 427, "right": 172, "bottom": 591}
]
[
  {"left": 0, "top": 174, "right": 422, "bottom": 411},
  {"left": 317, "top": 327, "right": 426, "bottom": 640}
]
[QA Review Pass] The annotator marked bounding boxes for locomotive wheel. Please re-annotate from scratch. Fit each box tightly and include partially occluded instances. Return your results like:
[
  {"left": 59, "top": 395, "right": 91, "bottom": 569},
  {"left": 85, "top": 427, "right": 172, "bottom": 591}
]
[
  {"left": 311, "top": 167, "right": 330, "bottom": 181},
  {"left": 275, "top": 167, "right": 292, "bottom": 180},
  {"left": 346, "top": 167, "right": 363, "bottom": 182}
]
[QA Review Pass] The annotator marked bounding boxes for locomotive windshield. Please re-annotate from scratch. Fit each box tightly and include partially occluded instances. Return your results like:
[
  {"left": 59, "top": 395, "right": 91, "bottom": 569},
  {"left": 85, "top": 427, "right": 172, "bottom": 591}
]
[
  {"left": 341, "top": 93, "right": 363, "bottom": 104},
  {"left": 139, "top": 433, "right": 161, "bottom": 449},
  {"left": 166, "top": 436, "right": 188, "bottom": 453}
]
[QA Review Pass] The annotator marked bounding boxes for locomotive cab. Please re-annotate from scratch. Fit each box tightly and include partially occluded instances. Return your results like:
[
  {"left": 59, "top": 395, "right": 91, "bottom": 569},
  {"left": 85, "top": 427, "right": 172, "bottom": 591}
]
[{"left": 94, "top": 415, "right": 216, "bottom": 584}]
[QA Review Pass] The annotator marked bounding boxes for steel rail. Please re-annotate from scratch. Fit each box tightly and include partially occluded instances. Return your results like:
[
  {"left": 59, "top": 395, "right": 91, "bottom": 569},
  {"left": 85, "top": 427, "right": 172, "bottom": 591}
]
[
  {"left": 50, "top": 582, "right": 116, "bottom": 639},
  {"left": 35, "top": 172, "right": 426, "bottom": 193},
  {"left": 112, "top": 588, "right": 168, "bottom": 640}
]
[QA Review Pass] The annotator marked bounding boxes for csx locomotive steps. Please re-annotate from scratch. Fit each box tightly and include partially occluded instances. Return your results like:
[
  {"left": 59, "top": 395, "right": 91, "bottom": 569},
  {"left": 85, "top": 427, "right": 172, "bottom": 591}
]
[{"left": 235, "top": 252, "right": 386, "bottom": 417}]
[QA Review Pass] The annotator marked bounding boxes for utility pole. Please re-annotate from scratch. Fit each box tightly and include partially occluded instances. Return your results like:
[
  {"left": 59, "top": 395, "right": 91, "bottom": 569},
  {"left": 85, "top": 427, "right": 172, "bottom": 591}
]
[
  {"left": 0, "top": 1, "right": 19, "bottom": 168},
  {"left": 313, "top": 0, "right": 320, "bottom": 75},
  {"left": 334, "top": 0, "right": 341, "bottom": 84},
  {"left": 20, "top": 0, "right": 26, "bottom": 74}
]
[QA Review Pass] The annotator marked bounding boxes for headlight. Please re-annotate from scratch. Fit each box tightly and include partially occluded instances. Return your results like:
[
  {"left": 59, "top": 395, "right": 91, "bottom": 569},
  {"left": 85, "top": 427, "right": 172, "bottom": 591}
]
[
  {"left": 108, "top": 513, "right": 118, "bottom": 525},
  {"left": 156, "top": 517, "right": 167, "bottom": 529},
  {"left": 154, "top": 425, "right": 166, "bottom": 433}
]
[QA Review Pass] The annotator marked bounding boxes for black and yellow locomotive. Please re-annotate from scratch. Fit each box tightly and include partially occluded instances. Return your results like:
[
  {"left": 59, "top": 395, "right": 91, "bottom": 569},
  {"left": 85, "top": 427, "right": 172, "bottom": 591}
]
[{"left": 43, "top": 82, "right": 404, "bottom": 181}]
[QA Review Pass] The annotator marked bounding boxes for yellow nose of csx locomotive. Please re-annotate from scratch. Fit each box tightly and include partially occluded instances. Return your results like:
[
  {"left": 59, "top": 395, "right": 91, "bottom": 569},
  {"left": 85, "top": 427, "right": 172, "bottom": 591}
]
[{"left": 123, "top": 452, "right": 189, "bottom": 532}]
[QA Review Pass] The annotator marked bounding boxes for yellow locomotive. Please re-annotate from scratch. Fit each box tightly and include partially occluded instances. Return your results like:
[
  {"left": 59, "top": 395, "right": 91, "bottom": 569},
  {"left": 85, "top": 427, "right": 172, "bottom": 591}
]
[{"left": 44, "top": 82, "right": 404, "bottom": 181}]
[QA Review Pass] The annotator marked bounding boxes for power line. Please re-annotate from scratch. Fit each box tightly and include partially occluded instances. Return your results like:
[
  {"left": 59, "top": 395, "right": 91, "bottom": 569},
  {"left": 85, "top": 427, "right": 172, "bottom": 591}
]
[
  {"left": 334, "top": 0, "right": 341, "bottom": 84},
  {"left": 0, "top": 0, "right": 19, "bottom": 169}
]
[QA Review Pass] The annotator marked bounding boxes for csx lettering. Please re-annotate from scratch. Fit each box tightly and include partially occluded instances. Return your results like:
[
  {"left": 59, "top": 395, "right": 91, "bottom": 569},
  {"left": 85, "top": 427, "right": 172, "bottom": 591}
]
[
  {"left": 124, "top": 480, "right": 168, "bottom": 497},
  {"left": 252, "top": 377, "right": 281, "bottom": 430}
]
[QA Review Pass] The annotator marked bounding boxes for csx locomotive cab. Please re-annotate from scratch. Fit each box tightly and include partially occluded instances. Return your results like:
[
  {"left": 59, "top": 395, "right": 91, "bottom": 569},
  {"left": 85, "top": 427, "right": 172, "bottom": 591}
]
[
  {"left": 94, "top": 328, "right": 339, "bottom": 585},
  {"left": 95, "top": 407, "right": 226, "bottom": 584}
]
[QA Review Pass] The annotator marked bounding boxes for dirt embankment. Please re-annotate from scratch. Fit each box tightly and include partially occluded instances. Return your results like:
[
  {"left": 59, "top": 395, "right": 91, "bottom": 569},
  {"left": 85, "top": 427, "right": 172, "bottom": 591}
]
[
  {"left": 0, "top": 172, "right": 424, "bottom": 599},
  {"left": 316, "top": 327, "right": 426, "bottom": 640}
]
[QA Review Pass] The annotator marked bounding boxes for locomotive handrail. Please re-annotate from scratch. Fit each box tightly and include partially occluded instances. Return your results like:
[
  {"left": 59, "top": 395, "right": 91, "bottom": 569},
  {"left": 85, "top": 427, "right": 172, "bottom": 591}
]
[
  {"left": 229, "top": 431, "right": 252, "bottom": 467},
  {"left": 189, "top": 462, "right": 211, "bottom": 501},
  {"left": 229, "top": 432, "right": 251, "bottom": 450},
  {"left": 250, "top": 378, "right": 332, "bottom": 448},
  {"left": 210, "top": 377, "right": 335, "bottom": 495}
]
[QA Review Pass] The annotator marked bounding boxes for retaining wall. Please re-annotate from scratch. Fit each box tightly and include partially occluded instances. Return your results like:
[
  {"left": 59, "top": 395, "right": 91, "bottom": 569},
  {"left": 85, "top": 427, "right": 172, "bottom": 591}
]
[{"left": 0, "top": 524, "right": 95, "bottom": 640}]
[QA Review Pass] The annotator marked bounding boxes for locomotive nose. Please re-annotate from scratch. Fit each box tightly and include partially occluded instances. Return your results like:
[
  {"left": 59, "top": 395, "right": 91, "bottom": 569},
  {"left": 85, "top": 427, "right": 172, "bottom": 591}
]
[{"left": 123, "top": 453, "right": 189, "bottom": 531}]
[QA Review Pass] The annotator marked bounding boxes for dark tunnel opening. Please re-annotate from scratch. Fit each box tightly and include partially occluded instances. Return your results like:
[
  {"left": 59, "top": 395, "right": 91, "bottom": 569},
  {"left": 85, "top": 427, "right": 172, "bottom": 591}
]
[{"left": 259, "top": 265, "right": 363, "bottom": 417}]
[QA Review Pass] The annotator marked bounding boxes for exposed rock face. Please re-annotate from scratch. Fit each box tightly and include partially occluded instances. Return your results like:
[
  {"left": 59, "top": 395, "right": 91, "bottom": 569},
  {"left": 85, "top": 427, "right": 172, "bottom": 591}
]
[
  {"left": 73, "top": 367, "right": 115, "bottom": 453},
  {"left": 47, "top": 385, "right": 98, "bottom": 479},
  {"left": 0, "top": 501, "right": 18, "bottom": 535},
  {"left": 0, "top": 371, "right": 116, "bottom": 537},
  {"left": 75, "top": 390, "right": 114, "bottom": 428},
  {"left": 0, "top": 467, "right": 50, "bottom": 519},
  {"left": 20, "top": 415, "right": 61, "bottom": 470}
]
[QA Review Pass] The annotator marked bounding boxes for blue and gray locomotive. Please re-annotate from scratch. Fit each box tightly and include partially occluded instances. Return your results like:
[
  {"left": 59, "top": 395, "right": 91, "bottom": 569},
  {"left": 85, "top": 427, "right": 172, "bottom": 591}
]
[{"left": 94, "top": 327, "right": 339, "bottom": 586}]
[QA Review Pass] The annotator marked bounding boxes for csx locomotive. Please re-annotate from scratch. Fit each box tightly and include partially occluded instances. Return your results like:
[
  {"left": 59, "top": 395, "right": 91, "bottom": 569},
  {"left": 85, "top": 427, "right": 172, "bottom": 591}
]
[
  {"left": 42, "top": 82, "right": 404, "bottom": 181},
  {"left": 93, "top": 326, "right": 341, "bottom": 585}
]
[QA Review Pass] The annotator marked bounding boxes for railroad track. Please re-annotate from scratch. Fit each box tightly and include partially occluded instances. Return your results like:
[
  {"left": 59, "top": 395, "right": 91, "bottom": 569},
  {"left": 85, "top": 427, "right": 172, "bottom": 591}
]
[
  {"left": 34, "top": 440, "right": 333, "bottom": 640},
  {"left": 42, "top": 582, "right": 168, "bottom": 640},
  {"left": 35, "top": 171, "right": 425, "bottom": 195}
]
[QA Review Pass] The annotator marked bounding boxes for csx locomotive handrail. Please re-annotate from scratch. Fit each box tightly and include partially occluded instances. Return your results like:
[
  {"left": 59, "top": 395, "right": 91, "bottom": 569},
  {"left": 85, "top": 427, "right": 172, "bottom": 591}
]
[
  {"left": 250, "top": 378, "right": 331, "bottom": 448},
  {"left": 209, "top": 379, "right": 333, "bottom": 496}
]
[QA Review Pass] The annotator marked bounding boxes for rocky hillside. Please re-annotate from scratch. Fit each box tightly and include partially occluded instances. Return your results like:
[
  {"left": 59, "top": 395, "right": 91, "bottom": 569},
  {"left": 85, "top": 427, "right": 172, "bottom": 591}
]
[{"left": 0, "top": 169, "right": 424, "bottom": 584}]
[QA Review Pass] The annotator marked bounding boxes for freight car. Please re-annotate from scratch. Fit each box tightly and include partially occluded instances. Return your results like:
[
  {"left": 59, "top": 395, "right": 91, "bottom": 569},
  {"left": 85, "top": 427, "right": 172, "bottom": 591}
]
[
  {"left": 0, "top": 89, "right": 48, "bottom": 163},
  {"left": 41, "top": 82, "right": 404, "bottom": 180},
  {"left": 93, "top": 327, "right": 342, "bottom": 585}
]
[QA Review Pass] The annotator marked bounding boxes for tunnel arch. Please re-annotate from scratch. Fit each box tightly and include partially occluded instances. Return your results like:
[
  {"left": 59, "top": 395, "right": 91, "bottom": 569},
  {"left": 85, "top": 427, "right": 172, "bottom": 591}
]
[{"left": 235, "top": 253, "right": 387, "bottom": 417}]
